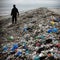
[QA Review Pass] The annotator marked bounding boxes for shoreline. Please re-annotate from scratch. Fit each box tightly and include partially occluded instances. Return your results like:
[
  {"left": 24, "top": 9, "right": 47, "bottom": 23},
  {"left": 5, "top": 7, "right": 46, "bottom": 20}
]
[{"left": 0, "top": 8, "right": 60, "bottom": 20}]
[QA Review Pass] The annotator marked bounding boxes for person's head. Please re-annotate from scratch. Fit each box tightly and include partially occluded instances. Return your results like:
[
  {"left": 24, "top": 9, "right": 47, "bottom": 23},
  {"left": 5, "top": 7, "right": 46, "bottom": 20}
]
[{"left": 13, "top": 4, "right": 16, "bottom": 8}]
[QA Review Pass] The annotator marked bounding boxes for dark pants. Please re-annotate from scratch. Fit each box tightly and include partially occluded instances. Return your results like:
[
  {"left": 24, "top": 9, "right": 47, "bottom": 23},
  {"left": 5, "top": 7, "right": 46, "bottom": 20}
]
[{"left": 12, "top": 15, "right": 17, "bottom": 24}]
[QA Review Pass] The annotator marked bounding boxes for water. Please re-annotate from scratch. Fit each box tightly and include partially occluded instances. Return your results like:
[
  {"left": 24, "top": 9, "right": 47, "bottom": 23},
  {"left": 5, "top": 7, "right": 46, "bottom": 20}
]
[{"left": 0, "top": 0, "right": 60, "bottom": 16}]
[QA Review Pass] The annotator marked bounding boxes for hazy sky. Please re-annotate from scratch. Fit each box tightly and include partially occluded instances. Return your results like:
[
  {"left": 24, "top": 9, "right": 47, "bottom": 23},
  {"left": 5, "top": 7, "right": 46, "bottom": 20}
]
[
  {"left": 0, "top": 0, "right": 60, "bottom": 5},
  {"left": 12, "top": 0, "right": 60, "bottom": 4},
  {"left": 0, "top": 0, "right": 60, "bottom": 7}
]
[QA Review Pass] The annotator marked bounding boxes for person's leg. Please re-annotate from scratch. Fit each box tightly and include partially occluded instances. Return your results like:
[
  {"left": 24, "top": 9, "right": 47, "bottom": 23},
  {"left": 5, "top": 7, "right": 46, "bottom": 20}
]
[
  {"left": 12, "top": 16, "right": 14, "bottom": 24},
  {"left": 15, "top": 16, "right": 17, "bottom": 24}
]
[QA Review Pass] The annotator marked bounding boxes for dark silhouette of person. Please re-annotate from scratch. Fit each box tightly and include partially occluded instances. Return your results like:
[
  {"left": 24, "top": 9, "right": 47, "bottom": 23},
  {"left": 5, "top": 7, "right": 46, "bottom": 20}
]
[{"left": 11, "top": 4, "right": 19, "bottom": 24}]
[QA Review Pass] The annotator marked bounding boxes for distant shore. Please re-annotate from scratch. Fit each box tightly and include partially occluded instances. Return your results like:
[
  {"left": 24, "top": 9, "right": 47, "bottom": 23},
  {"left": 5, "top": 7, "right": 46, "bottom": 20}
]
[{"left": 0, "top": 8, "right": 60, "bottom": 20}]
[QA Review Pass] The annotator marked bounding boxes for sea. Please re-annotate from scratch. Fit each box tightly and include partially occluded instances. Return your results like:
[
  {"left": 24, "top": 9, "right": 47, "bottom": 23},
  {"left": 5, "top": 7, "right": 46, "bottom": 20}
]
[{"left": 0, "top": 0, "right": 60, "bottom": 16}]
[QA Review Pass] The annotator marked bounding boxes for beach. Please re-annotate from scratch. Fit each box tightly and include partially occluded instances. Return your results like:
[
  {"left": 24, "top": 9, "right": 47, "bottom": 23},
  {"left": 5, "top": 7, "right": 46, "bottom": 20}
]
[{"left": 0, "top": 8, "right": 60, "bottom": 60}]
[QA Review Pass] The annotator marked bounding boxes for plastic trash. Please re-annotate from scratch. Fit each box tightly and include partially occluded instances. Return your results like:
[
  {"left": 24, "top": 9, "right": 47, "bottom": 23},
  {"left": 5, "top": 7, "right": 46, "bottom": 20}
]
[
  {"left": 34, "top": 55, "right": 40, "bottom": 60},
  {"left": 8, "top": 36, "right": 14, "bottom": 40},
  {"left": 50, "top": 21, "right": 55, "bottom": 25},
  {"left": 40, "top": 35, "right": 45, "bottom": 39},
  {"left": 1, "top": 8, "right": 60, "bottom": 60},
  {"left": 56, "top": 43, "right": 60, "bottom": 47},
  {"left": 16, "top": 51, "right": 22, "bottom": 56},
  {"left": 13, "top": 43, "right": 18, "bottom": 49},
  {"left": 52, "top": 40, "right": 58, "bottom": 44},
  {"left": 23, "top": 42, "right": 26, "bottom": 46},
  {"left": 23, "top": 24, "right": 28, "bottom": 32},
  {"left": 26, "top": 50, "right": 30, "bottom": 54},
  {"left": 35, "top": 35, "right": 44, "bottom": 39},
  {"left": 36, "top": 43, "right": 41, "bottom": 47},
  {"left": 23, "top": 28, "right": 27, "bottom": 32},
  {"left": 47, "top": 29, "right": 52, "bottom": 33},
  {"left": 3, "top": 46, "right": 8, "bottom": 51},
  {"left": 57, "top": 18, "right": 60, "bottom": 22},
  {"left": 52, "top": 28, "right": 58, "bottom": 33},
  {"left": 35, "top": 36, "right": 40, "bottom": 39},
  {"left": 11, "top": 47, "right": 15, "bottom": 51},
  {"left": 47, "top": 28, "right": 58, "bottom": 33},
  {"left": 11, "top": 43, "right": 18, "bottom": 51}
]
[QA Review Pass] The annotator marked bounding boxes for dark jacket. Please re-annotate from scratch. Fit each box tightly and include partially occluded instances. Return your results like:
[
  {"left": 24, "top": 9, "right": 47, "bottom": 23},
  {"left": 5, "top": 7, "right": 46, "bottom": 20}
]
[{"left": 11, "top": 7, "right": 19, "bottom": 16}]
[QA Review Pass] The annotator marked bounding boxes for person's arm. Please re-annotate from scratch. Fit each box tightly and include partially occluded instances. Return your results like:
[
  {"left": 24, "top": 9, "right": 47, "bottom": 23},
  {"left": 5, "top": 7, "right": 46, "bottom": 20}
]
[
  {"left": 18, "top": 11, "right": 19, "bottom": 17},
  {"left": 16, "top": 8, "right": 19, "bottom": 16}
]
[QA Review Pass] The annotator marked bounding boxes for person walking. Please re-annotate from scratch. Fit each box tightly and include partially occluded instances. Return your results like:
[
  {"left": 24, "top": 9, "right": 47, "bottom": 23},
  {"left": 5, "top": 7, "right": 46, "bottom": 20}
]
[{"left": 11, "top": 4, "right": 19, "bottom": 24}]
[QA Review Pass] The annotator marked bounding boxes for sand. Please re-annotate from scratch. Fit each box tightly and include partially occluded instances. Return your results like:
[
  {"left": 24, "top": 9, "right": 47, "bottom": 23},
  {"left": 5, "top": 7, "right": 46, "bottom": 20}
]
[{"left": 48, "top": 8, "right": 60, "bottom": 15}]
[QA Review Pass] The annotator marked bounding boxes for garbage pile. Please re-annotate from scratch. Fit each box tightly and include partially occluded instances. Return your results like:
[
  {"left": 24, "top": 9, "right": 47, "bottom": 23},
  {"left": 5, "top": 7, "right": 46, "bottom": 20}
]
[{"left": 0, "top": 8, "right": 60, "bottom": 60}]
